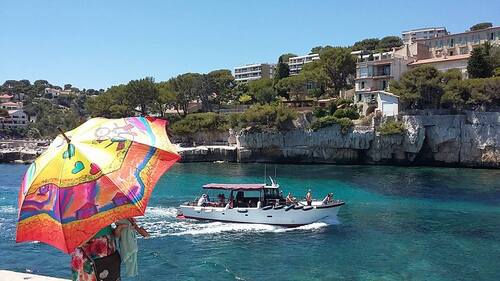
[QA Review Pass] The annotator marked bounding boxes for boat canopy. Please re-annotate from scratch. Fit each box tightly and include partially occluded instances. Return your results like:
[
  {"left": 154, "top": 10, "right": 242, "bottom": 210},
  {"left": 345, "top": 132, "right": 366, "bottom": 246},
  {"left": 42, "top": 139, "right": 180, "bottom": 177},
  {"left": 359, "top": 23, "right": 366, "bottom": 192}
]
[{"left": 202, "top": 183, "right": 265, "bottom": 191}]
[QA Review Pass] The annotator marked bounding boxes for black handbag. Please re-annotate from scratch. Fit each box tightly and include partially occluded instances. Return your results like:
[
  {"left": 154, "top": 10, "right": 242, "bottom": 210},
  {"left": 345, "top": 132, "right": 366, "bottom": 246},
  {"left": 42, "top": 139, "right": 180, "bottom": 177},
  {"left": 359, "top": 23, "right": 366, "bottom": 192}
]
[
  {"left": 89, "top": 250, "right": 121, "bottom": 281},
  {"left": 82, "top": 242, "right": 121, "bottom": 281}
]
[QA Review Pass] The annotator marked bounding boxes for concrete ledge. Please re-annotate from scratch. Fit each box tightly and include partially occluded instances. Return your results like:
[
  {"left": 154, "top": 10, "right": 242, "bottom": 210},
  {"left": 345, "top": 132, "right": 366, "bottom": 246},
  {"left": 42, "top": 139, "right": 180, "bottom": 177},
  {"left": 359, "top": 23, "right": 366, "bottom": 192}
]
[{"left": 0, "top": 270, "right": 69, "bottom": 281}]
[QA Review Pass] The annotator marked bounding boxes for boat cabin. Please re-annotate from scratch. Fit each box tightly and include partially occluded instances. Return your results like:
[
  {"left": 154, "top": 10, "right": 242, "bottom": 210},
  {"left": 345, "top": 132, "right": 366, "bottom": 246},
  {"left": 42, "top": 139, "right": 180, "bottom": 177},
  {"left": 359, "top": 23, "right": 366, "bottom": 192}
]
[{"left": 191, "top": 183, "right": 285, "bottom": 208}]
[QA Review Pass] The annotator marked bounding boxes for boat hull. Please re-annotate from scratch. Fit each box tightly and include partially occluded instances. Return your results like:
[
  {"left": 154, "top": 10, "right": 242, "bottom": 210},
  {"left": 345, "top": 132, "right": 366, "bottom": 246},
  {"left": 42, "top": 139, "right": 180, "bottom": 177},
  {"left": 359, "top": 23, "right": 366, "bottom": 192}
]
[{"left": 178, "top": 202, "right": 344, "bottom": 226}]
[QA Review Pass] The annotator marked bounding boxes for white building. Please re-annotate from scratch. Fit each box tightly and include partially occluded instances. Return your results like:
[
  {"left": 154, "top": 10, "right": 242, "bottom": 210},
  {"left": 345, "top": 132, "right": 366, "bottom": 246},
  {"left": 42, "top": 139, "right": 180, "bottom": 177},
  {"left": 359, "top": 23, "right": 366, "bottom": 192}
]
[
  {"left": 234, "top": 63, "right": 275, "bottom": 83},
  {"left": 288, "top": 53, "right": 320, "bottom": 75},
  {"left": 44, "top": 87, "right": 61, "bottom": 97},
  {"left": 4, "top": 109, "right": 29, "bottom": 128},
  {"left": 0, "top": 102, "right": 23, "bottom": 110},
  {"left": 353, "top": 50, "right": 410, "bottom": 94},
  {"left": 402, "top": 27, "right": 448, "bottom": 44},
  {"left": 354, "top": 91, "right": 399, "bottom": 117}
]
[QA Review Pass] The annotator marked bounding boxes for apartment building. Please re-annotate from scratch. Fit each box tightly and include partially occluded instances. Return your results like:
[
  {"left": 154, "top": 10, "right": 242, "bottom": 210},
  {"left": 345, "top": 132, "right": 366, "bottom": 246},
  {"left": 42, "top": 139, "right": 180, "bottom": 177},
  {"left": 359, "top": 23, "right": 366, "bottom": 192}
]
[
  {"left": 288, "top": 53, "right": 320, "bottom": 75},
  {"left": 408, "top": 26, "right": 500, "bottom": 76},
  {"left": 233, "top": 63, "right": 275, "bottom": 83},
  {"left": 354, "top": 51, "right": 407, "bottom": 93},
  {"left": 351, "top": 50, "right": 408, "bottom": 116},
  {"left": 402, "top": 27, "right": 448, "bottom": 44},
  {"left": 417, "top": 26, "right": 500, "bottom": 58},
  {"left": 0, "top": 102, "right": 30, "bottom": 129}
]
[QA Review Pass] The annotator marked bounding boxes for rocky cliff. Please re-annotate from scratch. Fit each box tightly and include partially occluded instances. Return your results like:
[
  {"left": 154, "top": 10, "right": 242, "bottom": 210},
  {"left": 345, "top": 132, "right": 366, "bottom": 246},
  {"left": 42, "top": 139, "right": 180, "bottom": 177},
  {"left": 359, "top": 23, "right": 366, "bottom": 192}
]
[{"left": 236, "top": 112, "right": 500, "bottom": 168}]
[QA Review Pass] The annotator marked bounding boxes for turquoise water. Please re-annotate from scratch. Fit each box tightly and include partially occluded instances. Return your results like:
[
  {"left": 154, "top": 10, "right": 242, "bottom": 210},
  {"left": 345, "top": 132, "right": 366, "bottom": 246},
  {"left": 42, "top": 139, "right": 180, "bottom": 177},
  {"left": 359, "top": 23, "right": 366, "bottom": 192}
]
[{"left": 1, "top": 163, "right": 500, "bottom": 280}]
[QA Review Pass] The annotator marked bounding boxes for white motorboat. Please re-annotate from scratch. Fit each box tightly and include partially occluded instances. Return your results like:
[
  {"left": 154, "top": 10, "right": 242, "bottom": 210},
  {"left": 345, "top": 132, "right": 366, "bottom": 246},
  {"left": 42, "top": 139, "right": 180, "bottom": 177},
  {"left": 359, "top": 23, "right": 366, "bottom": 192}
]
[{"left": 177, "top": 179, "right": 344, "bottom": 227}]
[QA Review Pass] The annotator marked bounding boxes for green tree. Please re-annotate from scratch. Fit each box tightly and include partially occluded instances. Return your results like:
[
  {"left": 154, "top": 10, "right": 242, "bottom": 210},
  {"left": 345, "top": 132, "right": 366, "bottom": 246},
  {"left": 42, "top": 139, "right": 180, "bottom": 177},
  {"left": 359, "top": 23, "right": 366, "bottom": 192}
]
[
  {"left": 468, "top": 46, "right": 494, "bottom": 78},
  {"left": 86, "top": 85, "right": 134, "bottom": 118},
  {"left": 320, "top": 47, "right": 356, "bottom": 95},
  {"left": 124, "top": 77, "right": 159, "bottom": 116},
  {"left": 275, "top": 75, "right": 306, "bottom": 101},
  {"left": 156, "top": 81, "right": 178, "bottom": 117},
  {"left": 470, "top": 22, "right": 493, "bottom": 31},
  {"left": 300, "top": 61, "right": 329, "bottom": 99},
  {"left": 390, "top": 66, "right": 444, "bottom": 109},
  {"left": 274, "top": 53, "right": 297, "bottom": 84},
  {"left": 247, "top": 78, "right": 277, "bottom": 104},
  {"left": 311, "top": 46, "right": 333, "bottom": 55},
  {"left": 377, "top": 36, "right": 403, "bottom": 51},
  {"left": 170, "top": 73, "right": 203, "bottom": 116},
  {"left": 207, "top": 69, "right": 235, "bottom": 109},
  {"left": 352, "top": 38, "right": 380, "bottom": 51}
]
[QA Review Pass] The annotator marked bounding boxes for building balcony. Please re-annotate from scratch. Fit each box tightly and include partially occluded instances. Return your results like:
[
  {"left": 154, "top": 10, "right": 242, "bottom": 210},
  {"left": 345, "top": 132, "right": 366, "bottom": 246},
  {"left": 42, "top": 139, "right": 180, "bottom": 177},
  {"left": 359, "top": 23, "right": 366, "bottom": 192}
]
[{"left": 355, "top": 74, "right": 392, "bottom": 80}]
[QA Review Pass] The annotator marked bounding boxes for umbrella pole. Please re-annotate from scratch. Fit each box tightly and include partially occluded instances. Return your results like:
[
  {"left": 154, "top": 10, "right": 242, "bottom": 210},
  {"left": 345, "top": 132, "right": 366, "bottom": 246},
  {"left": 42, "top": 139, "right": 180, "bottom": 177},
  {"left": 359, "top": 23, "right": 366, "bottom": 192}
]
[
  {"left": 57, "top": 127, "right": 71, "bottom": 144},
  {"left": 57, "top": 127, "right": 72, "bottom": 159}
]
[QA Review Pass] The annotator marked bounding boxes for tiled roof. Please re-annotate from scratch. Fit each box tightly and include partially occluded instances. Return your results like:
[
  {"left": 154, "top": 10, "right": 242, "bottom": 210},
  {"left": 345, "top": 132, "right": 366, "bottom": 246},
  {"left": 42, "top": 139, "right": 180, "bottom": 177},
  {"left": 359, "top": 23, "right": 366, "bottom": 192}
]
[
  {"left": 408, "top": 54, "right": 470, "bottom": 66},
  {"left": 1, "top": 102, "right": 19, "bottom": 106}
]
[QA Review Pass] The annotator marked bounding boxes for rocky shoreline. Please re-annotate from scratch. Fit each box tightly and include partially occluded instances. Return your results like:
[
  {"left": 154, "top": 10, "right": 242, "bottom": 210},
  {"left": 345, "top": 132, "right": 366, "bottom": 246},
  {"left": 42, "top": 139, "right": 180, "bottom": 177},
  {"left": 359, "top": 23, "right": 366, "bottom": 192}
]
[
  {"left": 2, "top": 112, "right": 499, "bottom": 168},
  {"left": 179, "top": 111, "right": 500, "bottom": 168}
]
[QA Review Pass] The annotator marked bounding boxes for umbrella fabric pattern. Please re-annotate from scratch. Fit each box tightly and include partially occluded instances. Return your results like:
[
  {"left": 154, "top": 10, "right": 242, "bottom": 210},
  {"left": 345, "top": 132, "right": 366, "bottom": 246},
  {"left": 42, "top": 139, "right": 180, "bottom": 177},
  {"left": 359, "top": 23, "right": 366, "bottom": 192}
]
[{"left": 16, "top": 117, "right": 180, "bottom": 253}]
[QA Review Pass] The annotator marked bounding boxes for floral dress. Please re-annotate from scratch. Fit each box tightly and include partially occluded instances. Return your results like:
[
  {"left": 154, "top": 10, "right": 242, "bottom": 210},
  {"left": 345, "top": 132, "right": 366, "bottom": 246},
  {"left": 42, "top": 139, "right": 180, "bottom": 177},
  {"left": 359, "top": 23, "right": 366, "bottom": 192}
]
[{"left": 70, "top": 226, "right": 117, "bottom": 281}]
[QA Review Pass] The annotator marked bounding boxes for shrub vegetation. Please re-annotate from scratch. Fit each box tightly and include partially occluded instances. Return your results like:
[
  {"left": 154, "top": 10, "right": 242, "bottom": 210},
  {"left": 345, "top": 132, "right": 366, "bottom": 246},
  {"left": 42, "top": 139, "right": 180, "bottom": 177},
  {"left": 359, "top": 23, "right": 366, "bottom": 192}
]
[
  {"left": 170, "top": 112, "right": 228, "bottom": 136},
  {"left": 310, "top": 116, "right": 353, "bottom": 133},
  {"left": 378, "top": 120, "right": 406, "bottom": 135},
  {"left": 234, "top": 104, "right": 298, "bottom": 131}
]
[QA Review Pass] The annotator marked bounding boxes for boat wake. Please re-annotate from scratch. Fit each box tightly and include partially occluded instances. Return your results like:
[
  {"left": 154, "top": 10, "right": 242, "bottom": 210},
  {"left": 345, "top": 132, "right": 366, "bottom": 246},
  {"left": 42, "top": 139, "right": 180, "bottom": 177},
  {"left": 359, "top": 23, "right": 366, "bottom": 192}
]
[{"left": 141, "top": 206, "right": 339, "bottom": 238}]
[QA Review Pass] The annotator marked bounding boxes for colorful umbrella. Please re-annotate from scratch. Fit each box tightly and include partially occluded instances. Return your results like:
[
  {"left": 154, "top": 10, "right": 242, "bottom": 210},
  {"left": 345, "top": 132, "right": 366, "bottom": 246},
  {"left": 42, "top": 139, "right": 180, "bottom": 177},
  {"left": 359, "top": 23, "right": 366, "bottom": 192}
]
[{"left": 16, "top": 116, "right": 180, "bottom": 253}]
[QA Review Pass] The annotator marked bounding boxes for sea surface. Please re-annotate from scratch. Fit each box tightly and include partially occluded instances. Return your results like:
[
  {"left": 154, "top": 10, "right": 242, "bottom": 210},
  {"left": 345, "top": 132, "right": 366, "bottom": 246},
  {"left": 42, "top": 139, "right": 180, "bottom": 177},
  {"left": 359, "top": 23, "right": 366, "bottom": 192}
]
[{"left": 1, "top": 163, "right": 500, "bottom": 281}]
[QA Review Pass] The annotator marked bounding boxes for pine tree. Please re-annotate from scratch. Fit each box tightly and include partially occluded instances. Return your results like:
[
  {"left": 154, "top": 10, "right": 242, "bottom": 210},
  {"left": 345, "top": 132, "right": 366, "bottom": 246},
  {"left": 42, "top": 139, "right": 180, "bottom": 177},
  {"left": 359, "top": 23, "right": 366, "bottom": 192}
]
[{"left": 467, "top": 46, "right": 493, "bottom": 78}]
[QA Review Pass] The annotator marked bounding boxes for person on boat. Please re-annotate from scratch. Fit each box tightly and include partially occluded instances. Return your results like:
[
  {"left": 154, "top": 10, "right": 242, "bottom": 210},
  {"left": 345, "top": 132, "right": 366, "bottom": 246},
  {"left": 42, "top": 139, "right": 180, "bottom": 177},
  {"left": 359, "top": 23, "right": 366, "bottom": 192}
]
[
  {"left": 305, "top": 189, "right": 312, "bottom": 206},
  {"left": 197, "top": 194, "right": 208, "bottom": 207},
  {"left": 217, "top": 193, "right": 226, "bottom": 207},
  {"left": 228, "top": 193, "right": 234, "bottom": 208},
  {"left": 322, "top": 193, "right": 333, "bottom": 205},
  {"left": 286, "top": 193, "right": 297, "bottom": 205}
]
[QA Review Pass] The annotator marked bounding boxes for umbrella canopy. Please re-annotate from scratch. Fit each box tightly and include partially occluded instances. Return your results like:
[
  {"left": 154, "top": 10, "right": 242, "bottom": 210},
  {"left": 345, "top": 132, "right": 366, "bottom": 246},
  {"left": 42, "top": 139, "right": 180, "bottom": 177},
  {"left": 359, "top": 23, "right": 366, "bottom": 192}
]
[{"left": 16, "top": 116, "right": 180, "bottom": 253}]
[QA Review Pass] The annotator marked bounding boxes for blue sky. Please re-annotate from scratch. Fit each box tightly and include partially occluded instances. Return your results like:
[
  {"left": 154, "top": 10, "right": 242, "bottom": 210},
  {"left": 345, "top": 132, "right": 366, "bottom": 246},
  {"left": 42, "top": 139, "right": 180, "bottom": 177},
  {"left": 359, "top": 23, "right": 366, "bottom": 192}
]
[{"left": 1, "top": 0, "right": 499, "bottom": 89}]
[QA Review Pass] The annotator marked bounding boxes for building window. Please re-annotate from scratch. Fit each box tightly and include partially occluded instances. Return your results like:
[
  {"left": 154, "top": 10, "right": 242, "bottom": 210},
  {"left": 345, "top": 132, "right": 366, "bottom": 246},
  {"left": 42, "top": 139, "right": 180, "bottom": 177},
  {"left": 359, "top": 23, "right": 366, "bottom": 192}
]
[
  {"left": 449, "top": 51, "right": 454, "bottom": 56},
  {"left": 359, "top": 67, "right": 368, "bottom": 78},
  {"left": 358, "top": 94, "right": 362, "bottom": 102},
  {"left": 361, "top": 81, "right": 365, "bottom": 89},
  {"left": 490, "top": 32, "right": 494, "bottom": 40},
  {"left": 382, "top": 81, "right": 387, "bottom": 90}
]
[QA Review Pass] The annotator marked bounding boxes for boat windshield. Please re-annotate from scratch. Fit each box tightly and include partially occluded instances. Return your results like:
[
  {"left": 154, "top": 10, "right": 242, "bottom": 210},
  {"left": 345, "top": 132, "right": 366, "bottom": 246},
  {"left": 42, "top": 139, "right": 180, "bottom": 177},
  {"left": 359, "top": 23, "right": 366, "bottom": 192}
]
[{"left": 264, "top": 188, "right": 280, "bottom": 198}]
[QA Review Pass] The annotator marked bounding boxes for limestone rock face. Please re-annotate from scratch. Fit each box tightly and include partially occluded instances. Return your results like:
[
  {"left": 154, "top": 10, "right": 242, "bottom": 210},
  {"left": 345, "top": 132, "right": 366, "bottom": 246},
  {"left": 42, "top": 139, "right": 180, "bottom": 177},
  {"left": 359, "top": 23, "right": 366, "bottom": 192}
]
[
  {"left": 235, "top": 112, "right": 500, "bottom": 168},
  {"left": 178, "top": 146, "right": 237, "bottom": 163},
  {"left": 459, "top": 112, "right": 500, "bottom": 167}
]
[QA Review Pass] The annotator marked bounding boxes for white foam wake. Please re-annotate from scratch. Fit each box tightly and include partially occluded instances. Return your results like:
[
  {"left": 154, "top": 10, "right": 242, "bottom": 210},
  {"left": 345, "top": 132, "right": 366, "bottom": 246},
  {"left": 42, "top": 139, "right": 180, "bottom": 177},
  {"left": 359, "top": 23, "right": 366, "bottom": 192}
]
[
  {"left": 171, "top": 222, "right": 277, "bottom": 236},
  {"left": 144, "top": 206, "right": 179, "bottom": 218},
  {"left": 142, "top": 219, "right": 333, "bottom": 238}
]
